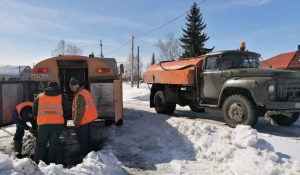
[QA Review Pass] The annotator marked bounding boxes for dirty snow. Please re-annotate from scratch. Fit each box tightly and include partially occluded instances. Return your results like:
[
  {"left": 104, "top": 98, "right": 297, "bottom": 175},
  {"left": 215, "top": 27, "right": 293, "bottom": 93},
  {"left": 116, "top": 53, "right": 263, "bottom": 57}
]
[{"left": 0, "top": 82, "right": 300, "bottom": 174}]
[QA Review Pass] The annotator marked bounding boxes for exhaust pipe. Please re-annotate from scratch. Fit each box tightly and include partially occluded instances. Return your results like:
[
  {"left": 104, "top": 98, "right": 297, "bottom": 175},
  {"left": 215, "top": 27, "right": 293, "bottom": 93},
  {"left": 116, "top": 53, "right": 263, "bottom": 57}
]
[{"left": 264, "top": 111, "right": 278, "bottom": 126}]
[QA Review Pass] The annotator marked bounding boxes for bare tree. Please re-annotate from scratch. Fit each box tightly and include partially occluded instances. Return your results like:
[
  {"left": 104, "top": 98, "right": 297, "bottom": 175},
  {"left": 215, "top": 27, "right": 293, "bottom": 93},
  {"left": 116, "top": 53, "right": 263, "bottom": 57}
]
[
  {"left": 51, "top": 40, "right": 83, "bottom": 56},
  {"left": 156, "top": 33, "right": 182, "bottom": 61},
  {"left": 124, "top": 54, "right": 143, "bottom": 83}
]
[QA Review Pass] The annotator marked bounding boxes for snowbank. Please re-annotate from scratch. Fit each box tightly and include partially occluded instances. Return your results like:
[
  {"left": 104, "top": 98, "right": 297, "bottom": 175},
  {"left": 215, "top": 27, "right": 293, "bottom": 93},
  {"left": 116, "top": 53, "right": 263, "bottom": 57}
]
[
  {"left": 0, "top": 151, "right": 124, "bottom": 175},
  {"left": 169, "top": 119, "right": 300, "bottom": 174}
]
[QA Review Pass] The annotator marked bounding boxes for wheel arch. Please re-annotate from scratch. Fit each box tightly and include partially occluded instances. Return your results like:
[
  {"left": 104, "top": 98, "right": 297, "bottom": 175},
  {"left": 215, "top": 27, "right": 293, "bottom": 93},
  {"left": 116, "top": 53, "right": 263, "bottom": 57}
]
[{"left": 218, "top": 87, "right": 256, "bottom": 108}]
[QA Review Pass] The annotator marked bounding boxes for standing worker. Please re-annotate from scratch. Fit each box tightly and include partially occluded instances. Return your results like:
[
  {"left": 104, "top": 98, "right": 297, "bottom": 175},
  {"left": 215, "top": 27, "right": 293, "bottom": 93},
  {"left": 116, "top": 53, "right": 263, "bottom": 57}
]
[
  {"left": 32, "top": 81, "right": 68, "bottom": 164},
  {"left": 69, "top": 78, "right": 98, "bottom": 155},
  {"left": 13, "top": 102, "right": 37, "bottom": 158}
]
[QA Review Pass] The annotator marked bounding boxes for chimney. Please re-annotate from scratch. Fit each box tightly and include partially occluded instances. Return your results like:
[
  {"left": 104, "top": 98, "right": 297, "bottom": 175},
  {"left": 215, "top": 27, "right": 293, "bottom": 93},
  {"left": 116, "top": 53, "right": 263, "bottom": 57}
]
[{"left": 298, "top": 45, "right": 300, "bottom": 51}]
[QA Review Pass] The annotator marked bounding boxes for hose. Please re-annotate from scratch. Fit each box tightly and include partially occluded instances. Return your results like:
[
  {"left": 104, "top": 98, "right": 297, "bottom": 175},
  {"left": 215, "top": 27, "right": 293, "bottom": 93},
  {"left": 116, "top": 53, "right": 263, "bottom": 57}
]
[{"left": 158, "top": 60, "right": 196, "bottom": 71}]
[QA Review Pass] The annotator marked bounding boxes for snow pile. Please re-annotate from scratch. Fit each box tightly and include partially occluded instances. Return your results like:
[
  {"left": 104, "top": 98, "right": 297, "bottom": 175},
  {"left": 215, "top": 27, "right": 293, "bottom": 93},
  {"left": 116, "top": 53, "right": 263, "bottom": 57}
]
[
  {"left": 0, "top": 150, "right": 124, "bottom": 175},
  {"left": 123, "top": 83, "right": 150, "bottom": 103},
  {"left": 170, "top": 120, "right": 300, "bottom": 174},
  {"left": 0, "top": 154, "right": 42, "bottom": 175}
]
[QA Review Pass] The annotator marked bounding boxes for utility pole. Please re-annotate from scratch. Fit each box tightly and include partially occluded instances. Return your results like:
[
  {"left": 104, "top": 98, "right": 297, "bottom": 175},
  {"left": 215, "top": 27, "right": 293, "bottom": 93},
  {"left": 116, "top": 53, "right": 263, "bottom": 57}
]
[
  {"left": 131, "top": 35, "right": 134, "bottom": 87},
  {"left": 100, "top": 39, "right": 104, "bottom": 58},
  {"left": 137, "top": 46, "right": 139, "bottom": 89}
]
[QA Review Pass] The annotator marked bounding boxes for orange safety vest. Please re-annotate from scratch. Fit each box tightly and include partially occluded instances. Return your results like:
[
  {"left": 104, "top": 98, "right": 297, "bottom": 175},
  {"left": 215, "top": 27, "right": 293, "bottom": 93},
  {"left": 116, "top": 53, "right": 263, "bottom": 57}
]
[
  {"left": 72, "top": 89, "right": 98, "bottom": 125},
  {"left": 15, "top": 102, "right": 33, "bottom": 119},
  {"left": 37, "top": 93, "right": 64, "bottom": 125}
]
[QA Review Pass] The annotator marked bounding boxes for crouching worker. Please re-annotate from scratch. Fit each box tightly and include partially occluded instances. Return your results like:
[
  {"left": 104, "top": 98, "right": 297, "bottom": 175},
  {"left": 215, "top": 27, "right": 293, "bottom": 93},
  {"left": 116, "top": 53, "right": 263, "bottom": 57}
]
[
  {"left": 33, "top": 81, "right": 68, "bottom": 165},
  {"left": 13, "top": 102, "right": 37, "bottom": 158},
  {"left": 69, "top": 78, "right": 98, "bottom": 155}
]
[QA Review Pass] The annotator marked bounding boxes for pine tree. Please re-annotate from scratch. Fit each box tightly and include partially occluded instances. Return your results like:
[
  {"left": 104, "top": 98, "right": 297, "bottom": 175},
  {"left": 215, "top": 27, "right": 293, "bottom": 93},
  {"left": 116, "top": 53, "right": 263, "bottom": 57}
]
[
  {"left": 180, "top": 2, "right": 214, "bottom": 58},
  {"left": 151, "top": 53, "right": 156, "bottom": 65}
]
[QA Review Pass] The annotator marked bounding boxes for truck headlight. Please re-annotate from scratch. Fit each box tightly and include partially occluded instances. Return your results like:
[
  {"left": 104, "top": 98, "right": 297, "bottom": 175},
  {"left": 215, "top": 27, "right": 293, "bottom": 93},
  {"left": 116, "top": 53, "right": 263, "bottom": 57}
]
[{"left": 267, "top": 84, "right": 275, "bottom": 93}]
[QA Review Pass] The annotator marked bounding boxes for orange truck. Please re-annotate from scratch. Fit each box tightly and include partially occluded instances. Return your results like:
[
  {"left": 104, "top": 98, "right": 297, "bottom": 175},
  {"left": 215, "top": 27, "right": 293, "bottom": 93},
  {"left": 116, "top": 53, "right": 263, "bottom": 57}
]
[
  {"left": 29, "top": 53, "right": 124, "bottom": 125},
  {"left": 143, "top": 42, "right": 300, "bottom": 128},
  {"left": 0, "top": 53, "right": 124, "bottom": 126}
]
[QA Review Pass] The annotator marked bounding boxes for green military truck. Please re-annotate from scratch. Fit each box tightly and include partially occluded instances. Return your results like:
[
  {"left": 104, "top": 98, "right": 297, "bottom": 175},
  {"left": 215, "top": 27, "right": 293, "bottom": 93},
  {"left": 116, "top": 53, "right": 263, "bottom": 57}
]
[{"left": 143, "top": 43, "right": 300, "bottom": 128}]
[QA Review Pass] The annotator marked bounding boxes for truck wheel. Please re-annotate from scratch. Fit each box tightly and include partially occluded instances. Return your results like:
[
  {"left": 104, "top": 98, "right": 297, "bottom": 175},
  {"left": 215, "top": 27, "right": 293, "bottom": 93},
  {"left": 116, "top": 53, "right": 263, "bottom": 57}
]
[
  {"left": 271, "top": 113, "right": 299, "bottom": 126},
  {"left": 154, "top": 90, "right": 176, "bottom": 114},
  {"left": 222, "top": 94, "right": 258, "bottom": 128},
  {"left": 189, "top": 103, "right": 205, "bottom": 113}
]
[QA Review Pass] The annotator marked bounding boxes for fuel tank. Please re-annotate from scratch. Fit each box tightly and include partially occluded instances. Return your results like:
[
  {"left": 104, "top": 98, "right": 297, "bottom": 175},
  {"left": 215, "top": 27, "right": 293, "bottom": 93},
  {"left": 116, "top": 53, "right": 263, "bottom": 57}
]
[{"left": 143, "top": 56, "right": 204, "bottom": 85}]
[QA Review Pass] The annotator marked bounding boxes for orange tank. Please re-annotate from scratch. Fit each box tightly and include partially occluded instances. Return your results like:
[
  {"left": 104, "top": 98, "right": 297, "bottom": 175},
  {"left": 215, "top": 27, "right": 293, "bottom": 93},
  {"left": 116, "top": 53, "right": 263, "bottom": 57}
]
[{"left": 143, "top": 56, "right": 204, "bottom": 85}]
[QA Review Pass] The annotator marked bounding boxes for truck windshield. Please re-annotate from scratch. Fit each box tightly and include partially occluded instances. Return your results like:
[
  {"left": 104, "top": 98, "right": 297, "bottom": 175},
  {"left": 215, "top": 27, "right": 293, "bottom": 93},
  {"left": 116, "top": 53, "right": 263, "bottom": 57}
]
[{"left": 221, "top": 54, "right": 261, "bottom": 69}]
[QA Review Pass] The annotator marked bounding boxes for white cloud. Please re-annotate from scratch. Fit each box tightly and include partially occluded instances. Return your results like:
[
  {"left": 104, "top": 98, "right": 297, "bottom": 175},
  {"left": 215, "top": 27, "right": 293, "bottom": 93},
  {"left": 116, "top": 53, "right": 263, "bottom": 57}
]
[
  {"left": 225, "top": 0, "right": 273, "bottom": 7},
  {"left": 77, "top": 14, "right": 147, "bottom": 30},
  {"left": 0, "top": 0, "right": 69, "bottom": 31},
  {"left": 140, "top": 37, "right": 158, "bottom": 45}
]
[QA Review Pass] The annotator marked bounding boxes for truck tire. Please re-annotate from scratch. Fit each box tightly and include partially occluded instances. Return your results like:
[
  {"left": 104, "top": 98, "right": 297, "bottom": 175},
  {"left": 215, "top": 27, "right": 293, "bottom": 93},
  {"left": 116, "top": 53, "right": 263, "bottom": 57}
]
[
  {"left": 154, "top": 90, "right": 176, "bottom": 114},
  {"left": 222, "top": 94, "right": 258, "bottom": 128},
  {"left": 271, "top": 113, "right": 299, "bottom": 126},
  {"left": 189, "top": 103, "right": 205, "bottom": 113}
]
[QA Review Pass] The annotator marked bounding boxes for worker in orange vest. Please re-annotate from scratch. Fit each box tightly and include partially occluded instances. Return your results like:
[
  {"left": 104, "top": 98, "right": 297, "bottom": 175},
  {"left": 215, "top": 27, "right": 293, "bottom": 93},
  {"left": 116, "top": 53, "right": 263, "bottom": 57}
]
[
  {"left": 12, "top": 101, "right": 37, "bottom": 158},
  {"left": 69, "top": 78, "right": 98, "bottom": 155},
  {"left": 32, "top": 81, "right": 68, "bottom": 164}
]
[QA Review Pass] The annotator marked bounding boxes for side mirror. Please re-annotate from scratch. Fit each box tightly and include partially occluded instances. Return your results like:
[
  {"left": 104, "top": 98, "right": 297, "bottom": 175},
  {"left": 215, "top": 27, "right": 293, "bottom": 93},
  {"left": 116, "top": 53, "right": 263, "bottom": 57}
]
[{"left": 119, "top": 64, "right": 124, "bottom": 74}]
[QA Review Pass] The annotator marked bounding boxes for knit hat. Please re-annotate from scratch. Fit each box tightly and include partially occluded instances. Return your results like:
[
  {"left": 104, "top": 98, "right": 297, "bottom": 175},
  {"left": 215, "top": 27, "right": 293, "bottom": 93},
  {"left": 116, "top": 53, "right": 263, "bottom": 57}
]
[
  {"left": 69, "top": 78, "right": 79, "bottom": 86},
  {"left": 48, "top": 81, "right": 59, "bottom": 88}
]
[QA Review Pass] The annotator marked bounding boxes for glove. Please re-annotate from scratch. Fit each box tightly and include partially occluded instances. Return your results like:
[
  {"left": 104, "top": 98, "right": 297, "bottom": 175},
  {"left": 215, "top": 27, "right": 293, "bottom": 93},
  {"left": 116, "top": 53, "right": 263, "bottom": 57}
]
[
  {"left": 29, "top": 128, "right": 38, "bottom": 137},
  {"left": 74, "top": 124, "right": 80, "bottom": 128}
]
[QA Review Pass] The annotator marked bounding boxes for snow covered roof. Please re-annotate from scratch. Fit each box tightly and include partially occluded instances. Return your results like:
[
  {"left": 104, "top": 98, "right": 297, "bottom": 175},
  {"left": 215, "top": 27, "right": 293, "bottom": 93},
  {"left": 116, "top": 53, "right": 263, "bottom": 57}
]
[{"left": 0, "top": 65, "right": 31, "bottom": 76}]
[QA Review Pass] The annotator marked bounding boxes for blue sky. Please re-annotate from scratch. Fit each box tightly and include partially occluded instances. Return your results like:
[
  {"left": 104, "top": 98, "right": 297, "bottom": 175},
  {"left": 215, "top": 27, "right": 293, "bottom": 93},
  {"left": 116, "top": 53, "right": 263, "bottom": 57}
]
[{"left": 0, "top": 0, "right": 299, "bottom": 70}]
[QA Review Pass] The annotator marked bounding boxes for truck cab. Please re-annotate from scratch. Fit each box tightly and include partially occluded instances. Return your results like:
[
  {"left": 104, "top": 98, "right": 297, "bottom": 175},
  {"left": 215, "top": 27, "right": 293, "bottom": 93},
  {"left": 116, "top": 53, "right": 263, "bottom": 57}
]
[{"left": 143, "top": 42, "right": 300, "bottom": 128}]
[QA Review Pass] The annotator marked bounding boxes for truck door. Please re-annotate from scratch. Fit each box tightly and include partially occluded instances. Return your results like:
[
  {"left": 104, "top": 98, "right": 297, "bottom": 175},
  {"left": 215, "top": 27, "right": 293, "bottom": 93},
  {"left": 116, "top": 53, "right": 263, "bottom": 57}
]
[{"left": 200, "top": 56, "right": 222, "bottom": 100}]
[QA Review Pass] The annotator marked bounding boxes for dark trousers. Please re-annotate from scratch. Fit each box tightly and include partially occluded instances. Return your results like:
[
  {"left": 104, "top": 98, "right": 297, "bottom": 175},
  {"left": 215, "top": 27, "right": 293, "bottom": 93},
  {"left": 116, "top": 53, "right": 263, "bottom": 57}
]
[
  {"left": 75, "top": 123, "right": 93, "bottom": 155},
  {"left": 13, "top": 125, "right": 25, "bottom": 141},
  {"left": 34, "top": 126, "right": 63, "bottom": 164}
]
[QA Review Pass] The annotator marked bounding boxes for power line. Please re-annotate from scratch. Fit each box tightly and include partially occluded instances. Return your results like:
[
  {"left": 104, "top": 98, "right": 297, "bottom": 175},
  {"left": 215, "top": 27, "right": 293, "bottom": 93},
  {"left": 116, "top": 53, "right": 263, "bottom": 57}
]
[
  {"left": 135, "top": 0, "right": 208, "bottom": 38},
  {"left": 105, "top": 40, "right": 131, "bottom": 55}
]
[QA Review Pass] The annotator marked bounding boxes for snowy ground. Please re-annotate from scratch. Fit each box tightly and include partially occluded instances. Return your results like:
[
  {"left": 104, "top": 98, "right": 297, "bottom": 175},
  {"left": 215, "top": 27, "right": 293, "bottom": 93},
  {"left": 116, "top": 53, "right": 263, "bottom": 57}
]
[{"left": 0, "top": 82, "right": 300, "bottom": 174}]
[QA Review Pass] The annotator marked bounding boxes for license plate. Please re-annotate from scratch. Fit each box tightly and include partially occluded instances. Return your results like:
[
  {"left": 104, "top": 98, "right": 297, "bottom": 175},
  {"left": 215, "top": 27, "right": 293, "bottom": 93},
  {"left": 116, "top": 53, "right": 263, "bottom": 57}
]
[
  {"left": 295, "top": 103, "right": 300, "bottom": 108},
  {"left": 31, "top": 74, "right": 53, "bottom": 79}
]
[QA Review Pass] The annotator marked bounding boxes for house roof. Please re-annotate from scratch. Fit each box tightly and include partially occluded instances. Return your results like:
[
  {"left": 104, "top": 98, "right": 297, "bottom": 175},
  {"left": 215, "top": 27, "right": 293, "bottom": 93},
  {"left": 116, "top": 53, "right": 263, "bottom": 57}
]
[
  {"left": 261, "top": 51, "right": 297, "bottom": 68},
  {"left": 0, "top": 65, "right": 31, "bottom": 76}
]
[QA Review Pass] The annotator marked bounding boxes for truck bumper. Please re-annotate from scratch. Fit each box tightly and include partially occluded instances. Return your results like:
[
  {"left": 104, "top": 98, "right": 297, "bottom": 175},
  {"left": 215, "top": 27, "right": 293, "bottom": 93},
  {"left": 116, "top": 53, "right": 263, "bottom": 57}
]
[
  {"left": 265, "top": 101, "right": 300, "bottom": 126},
  {"left": 266, "top": 101, "right": 300, "bottom": 111}
]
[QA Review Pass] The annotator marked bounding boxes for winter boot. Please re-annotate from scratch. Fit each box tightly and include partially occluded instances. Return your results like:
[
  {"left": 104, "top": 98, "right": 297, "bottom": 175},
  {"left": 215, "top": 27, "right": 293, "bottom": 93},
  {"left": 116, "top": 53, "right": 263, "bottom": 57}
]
[{"left": 14, "top": 140, "right": 23, "bottom": 158}]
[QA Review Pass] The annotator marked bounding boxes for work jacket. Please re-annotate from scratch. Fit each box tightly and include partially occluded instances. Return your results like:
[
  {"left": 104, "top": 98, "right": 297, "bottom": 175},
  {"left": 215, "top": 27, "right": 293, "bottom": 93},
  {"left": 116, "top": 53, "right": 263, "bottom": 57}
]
[
  {"left": 37, "top": 93, "right": 64, "bottom": 125},
  {"left": 72, "top": 88, "right": 98, "bottom": 126},
  {"left": 33, "top": 87, "right": 68, "bottom": 131},
  {"left": 13, "top": 102, "right": 37, "bottom": 130}
]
